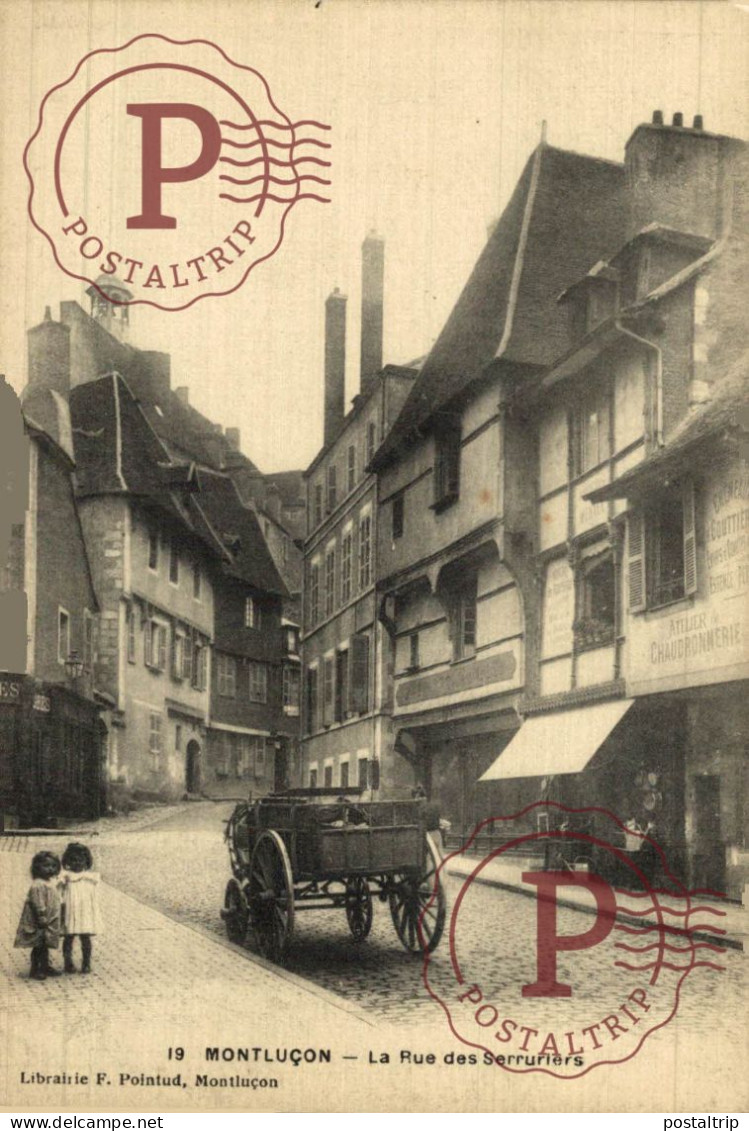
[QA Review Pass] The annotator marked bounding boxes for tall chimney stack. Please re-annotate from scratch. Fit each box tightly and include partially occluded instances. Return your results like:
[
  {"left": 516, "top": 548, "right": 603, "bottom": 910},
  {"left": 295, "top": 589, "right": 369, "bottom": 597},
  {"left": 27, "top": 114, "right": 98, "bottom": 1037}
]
[
  {"left": 360, "top": 231, "right": 384, "bottom": 393},
  {"left": 324, "top": 288, "right": 347, "bottom": 446}
]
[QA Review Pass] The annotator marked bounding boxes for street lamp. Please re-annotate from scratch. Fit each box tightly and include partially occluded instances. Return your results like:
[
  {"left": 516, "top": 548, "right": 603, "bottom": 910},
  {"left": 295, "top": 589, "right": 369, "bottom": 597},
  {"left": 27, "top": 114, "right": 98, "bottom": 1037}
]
[{"left": 64, "top": 650, "right": 85, "bottom": 681}]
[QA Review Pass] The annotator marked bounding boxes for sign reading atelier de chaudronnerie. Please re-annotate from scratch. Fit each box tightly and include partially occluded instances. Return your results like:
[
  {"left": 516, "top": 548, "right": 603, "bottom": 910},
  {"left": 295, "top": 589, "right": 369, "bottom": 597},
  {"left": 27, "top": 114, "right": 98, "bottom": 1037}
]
[{"left": 25, "top": 34, "right": 331, "bottom": 310}]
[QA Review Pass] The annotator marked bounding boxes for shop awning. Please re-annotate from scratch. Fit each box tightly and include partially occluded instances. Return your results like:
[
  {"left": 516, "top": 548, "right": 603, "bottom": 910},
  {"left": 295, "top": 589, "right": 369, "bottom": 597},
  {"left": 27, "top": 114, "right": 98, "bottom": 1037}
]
[{"left": 479, "top": 698, "right": 634, "bottom": 781}]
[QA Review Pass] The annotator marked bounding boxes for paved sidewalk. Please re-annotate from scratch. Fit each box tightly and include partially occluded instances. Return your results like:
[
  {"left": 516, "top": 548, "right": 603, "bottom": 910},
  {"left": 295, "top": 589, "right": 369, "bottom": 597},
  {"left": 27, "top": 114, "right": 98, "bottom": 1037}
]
[
  {"left": 446, "top": 854, "right": 748, "bottom": 950},
  {"left": 0, "top": 838, "right": 376, "bottom": 1030}
]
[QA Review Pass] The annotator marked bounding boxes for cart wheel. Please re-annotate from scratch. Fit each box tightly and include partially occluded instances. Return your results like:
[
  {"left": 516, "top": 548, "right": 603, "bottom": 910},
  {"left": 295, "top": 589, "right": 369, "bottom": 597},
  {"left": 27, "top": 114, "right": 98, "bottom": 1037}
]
[
  {"left": 389, "top": 832, "right": 446, "bottom": 954},
  {"left": 248, "top": 830, "right": 295, "bottom": 963},
  {"left": 345, "top": 876, "right": 373, "bottom": 941},
  {"left": 222, "top": 878, "right": 249, "bottom": 945}
]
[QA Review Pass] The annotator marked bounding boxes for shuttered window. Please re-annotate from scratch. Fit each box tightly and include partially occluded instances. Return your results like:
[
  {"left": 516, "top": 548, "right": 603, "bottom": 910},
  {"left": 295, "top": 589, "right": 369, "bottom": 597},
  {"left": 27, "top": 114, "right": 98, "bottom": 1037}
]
[
  {"left": 350, "top": 633, "right": 370, "bottom": 714},
  {"left": 323, "top": 657, "right": 334, "bottom": 725},
  {"left": 628, "top": 511, "right": 646, "bottom": 612},
  {"left": 306, "top": 667, "right": 319, "bottom": 733},
  {"left": 683, "top": 482, "right": 697, "bottom": 596}
]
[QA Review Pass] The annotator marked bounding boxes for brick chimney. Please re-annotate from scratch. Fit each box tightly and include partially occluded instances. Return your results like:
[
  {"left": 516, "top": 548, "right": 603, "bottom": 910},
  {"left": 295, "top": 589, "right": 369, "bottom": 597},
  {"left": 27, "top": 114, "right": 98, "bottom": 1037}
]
[
  {"left": 225, "top": 426, "right": 241, "bottom": 450},
  {"left": 625, "top": 112, "right": 730, "bottom": 240},
  {"left": 27, "top": 307, "right": 71, "bottom": 398},
  {"left": 324, "top": 288, "right": 346, "bottom": 446},
  {"left": 360, "top": 231, "right": 384, "bottom": 392}
]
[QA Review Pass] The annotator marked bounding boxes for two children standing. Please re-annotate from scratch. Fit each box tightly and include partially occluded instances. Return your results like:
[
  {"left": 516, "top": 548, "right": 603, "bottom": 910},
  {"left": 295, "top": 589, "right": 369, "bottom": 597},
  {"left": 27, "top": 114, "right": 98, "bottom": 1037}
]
[{"left": 14, "top": 843, "right": 100, "bottom": 980}]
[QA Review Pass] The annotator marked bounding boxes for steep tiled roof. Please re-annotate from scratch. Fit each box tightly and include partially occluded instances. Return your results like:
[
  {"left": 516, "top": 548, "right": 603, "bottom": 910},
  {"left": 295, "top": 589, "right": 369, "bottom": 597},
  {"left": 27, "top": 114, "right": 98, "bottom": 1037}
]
[
  {"left": 70, "top": 373, "right": 229, "bottom": 561},
  {"left": 196, "top": 468, "right": 288, "bottom": 596},
  {"left": 371, "top": 144, "right": 625, "bottom": 469},
  {"left": 587, "top": 350, "right": 749, "bottom": 502}
]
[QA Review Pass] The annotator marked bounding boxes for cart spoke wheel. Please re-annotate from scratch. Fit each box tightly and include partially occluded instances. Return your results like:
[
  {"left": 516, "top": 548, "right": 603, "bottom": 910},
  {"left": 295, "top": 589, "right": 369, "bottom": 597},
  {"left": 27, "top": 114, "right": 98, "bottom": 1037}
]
[
  {"left": 389, "top": 833, "right": 446, "bottom": 954},
  {"left": 248, "top": 830, "right": 295, "bottom": 964},
  {"left": 345, "top": 876, "right": 373, "bottom": 942},
  {"left": 222, "top": 878, "right": 249, "bottom": 945}
]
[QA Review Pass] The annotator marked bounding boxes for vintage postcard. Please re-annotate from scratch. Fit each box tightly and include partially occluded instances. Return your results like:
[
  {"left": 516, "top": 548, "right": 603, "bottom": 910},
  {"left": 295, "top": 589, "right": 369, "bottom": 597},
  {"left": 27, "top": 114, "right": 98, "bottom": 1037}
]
[{"left": 0, "top": 0, "right": 747, "bottom": 1116}]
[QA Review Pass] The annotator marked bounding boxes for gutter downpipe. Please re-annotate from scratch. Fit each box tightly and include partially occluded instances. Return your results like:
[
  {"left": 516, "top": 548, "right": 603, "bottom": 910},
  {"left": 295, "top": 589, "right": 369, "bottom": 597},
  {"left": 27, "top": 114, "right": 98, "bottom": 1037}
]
[{"left": 615, "top": 320, "right": 663, "bottom": 447}]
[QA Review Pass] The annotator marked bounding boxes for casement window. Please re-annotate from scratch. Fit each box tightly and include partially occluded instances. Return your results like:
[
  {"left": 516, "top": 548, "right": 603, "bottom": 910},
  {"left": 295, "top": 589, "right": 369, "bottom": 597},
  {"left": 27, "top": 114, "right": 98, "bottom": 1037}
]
[
  {"left": 58, "top": 608, "right": 70, "bottom": 665},
  {"left": 325, "top": 545, "right": 336, "bottom": 617},
  {"left": 254, "top": 735, "right": 266, "bottom": 769},
  {"left": 574, "top": 550, "right": 616, "bottom": 650},
  {"left": 366, "top": 420, "right": 377, "bottom": 466},
  {"left": 358, "top": 757, "right": 368, "bottom": 790},
  {"left": 340, "top": 760, "right": 350, "bottom": 789},
  {"left": 309, "top": 764, "right": 318, "bottom": 789},
  {"left": 451, "top": 575, "right": 478, "bottom": 661},
  {"left": 284, "top": 624, "right": 300, "bottom": 655},
  {"left": 148, "top": 530, "right": 159, "bottom": 571},
  {"left": 193, "top": 562, "right": 201, "bottom": 600},
  {"left": 629, "top": 483, "right": 697, "bottom": 612},
  {"left": 573, "top": 389, "right": 611, "bottom": 475},
  {"left": 322, "top": 656, "right": 335, "bottom": 725},
  {"left": 283, "top": 665, "right": 300, "bottom": 712},
  {"left": 306, "top": 666, "right": 319, "bottom": 733},
  {"left": 347, "top": 444, "right": 356, "bottom": 492},
  {"left": 341, "top": 530, "right": 353, "bottom": 603},
  {"left": 313, "top": 484, "right": 323, "bottom": 527},
  {"left": 434, "top": 421, "right": 461, "bottom": 508},
  {"left": 182, "top": 636, "right": 193, "bottom": 683},
  {"left": 244, "top": 596, "right": 262, "bottom": 629},
  {"left": 144, "top": 619, "right": 168, "bottom": 671},
  {"left": 350, "top": 633, "right": 370, "bottom": 714},
  {"left": 309, "top": 563, "right": 320, "bottom": 626},
  {"left": 191, "top": 642, "right": 207, "bottom": 690},
  {"left": 148, "top": 713, "right": 163, "bottom": 770},
  {"left": 248, "top": 661, "right": 268, "bottom": 703},
  {"left": 358, "top": 513, "right": 372, "bottom": 589},
  {"left": 335, "top": 648, "right": 349, "bottom": 722},
  {"left": 323, "top": 762, "right": 333, "bottom": 788},
  {"left": 326, "top": 463, "right": 337, "bottom": 512},
  {"left": 217, "top": 653, "right": 237, "bottom": 698},
  {"left": 172, "top": 630, "right": 185, "bottom": 679},
  {"left": 169, "top": 539, "right": 180, "bottom": 585},
  {"left": 392, "top": 494, "right": 404, "bottom": 540},
  {"left": 126, "top": 608, "right": 136, "bottom": 663}
]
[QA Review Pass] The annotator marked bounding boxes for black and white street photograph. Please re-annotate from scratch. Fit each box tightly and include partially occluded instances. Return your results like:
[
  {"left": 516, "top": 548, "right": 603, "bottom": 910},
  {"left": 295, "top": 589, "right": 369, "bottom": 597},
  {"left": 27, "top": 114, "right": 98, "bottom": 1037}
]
[{"left": 0, "top": 0, "right": 747, "bottom": 1117}]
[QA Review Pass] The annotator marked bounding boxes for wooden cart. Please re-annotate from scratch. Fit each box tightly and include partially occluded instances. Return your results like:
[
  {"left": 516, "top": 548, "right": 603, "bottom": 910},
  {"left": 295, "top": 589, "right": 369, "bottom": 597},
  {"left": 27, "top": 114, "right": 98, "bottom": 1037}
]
[{"left": 221, "top": 789, "right": 447, "bottom": 963}]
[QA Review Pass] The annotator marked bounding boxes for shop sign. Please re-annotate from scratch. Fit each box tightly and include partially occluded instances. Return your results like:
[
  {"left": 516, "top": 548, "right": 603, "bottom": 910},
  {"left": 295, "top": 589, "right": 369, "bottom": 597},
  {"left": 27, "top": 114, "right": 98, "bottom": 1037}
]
[
  {"left": 33, "top": 694, "right": 51, "bottom": 713},
  {"left": 0, "top": 680, "right": 21, "bottom": 701},
  {"left": 630, "top": 461, "right": 749, "bottom": 691}
]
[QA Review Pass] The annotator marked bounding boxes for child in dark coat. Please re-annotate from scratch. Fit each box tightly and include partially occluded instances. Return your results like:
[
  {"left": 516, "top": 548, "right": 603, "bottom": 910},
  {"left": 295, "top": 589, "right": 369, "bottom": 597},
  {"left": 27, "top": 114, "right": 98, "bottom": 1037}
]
[{"left": 14, "top": 851, "right": 62, "bottom": 980}]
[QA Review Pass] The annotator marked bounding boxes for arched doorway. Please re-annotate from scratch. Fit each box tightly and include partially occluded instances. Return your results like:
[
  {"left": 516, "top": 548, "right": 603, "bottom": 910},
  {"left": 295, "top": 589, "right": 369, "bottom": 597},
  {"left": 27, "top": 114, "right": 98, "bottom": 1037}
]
[{"left": 185, "top": 740, "right": 201, "bottom": 794}]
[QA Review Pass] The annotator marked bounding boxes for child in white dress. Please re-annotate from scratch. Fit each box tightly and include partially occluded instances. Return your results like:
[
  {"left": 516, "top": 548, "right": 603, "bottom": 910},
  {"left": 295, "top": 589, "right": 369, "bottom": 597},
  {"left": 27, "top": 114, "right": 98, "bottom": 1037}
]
[{"left": 60, "top": 842, "right": 100, "bottom": 974}]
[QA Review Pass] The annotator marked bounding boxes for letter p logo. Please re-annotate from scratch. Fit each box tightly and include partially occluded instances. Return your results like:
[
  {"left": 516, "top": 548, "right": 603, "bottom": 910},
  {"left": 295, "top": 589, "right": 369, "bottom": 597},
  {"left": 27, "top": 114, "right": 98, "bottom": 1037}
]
[
  {"left": 127, "top": 103, "right": 222, "bottom": 229},
  {"left": 521, "top": 871, "right": 617, "bottom": 998}
]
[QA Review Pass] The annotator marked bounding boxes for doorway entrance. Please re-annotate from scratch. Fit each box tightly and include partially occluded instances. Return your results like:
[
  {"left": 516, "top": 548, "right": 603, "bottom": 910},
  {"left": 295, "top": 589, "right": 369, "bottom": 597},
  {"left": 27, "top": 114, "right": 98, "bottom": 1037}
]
[{"left": 185, "top": 740, "right": 201, "bottom": 794}]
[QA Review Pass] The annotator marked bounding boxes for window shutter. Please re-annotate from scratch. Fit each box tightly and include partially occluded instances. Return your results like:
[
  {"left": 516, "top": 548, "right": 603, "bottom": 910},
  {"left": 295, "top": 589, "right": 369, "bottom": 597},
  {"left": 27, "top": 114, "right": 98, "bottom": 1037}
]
[
  {"left": 628, "top": 511, "right": 646, "bottom": 612},
  {"left": 158, "top": 627, "right": 167, "bottom": 670},
  {"left": 350, "top": 633, "right": 370, "bottom": 714},
  {"left": 144, "top": 620, "right": 152, "bottom": 665},
  {"left": 683, "top": 482, "right": 697, "bottom": 596},
  {"left": 322, "top": 658, "right": 334, "bottom": 725}
]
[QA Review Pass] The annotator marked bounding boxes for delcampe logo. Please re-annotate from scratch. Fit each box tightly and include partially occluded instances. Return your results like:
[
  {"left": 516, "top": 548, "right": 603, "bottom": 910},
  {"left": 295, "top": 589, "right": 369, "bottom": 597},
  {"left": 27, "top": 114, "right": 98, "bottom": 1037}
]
[
  {"left": 25, "top": 34, "right": 331, "bottom": 311},
  {"left": 424, "top": 804, "right": 727, "bottom": 1079}
]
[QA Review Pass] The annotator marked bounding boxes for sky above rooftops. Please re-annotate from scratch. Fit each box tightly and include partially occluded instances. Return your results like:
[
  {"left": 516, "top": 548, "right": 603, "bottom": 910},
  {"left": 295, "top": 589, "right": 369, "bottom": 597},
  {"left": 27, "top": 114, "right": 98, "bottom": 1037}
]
[{"left": 1, "top": 0, "right": 747, "bottom": 472}]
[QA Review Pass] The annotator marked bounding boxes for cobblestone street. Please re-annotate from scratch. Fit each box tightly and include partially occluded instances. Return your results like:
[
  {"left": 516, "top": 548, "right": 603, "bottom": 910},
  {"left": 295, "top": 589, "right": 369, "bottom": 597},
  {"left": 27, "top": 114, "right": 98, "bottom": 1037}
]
[{"left": 87, "top": 801, "right": 747, "bottom": 1035}]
